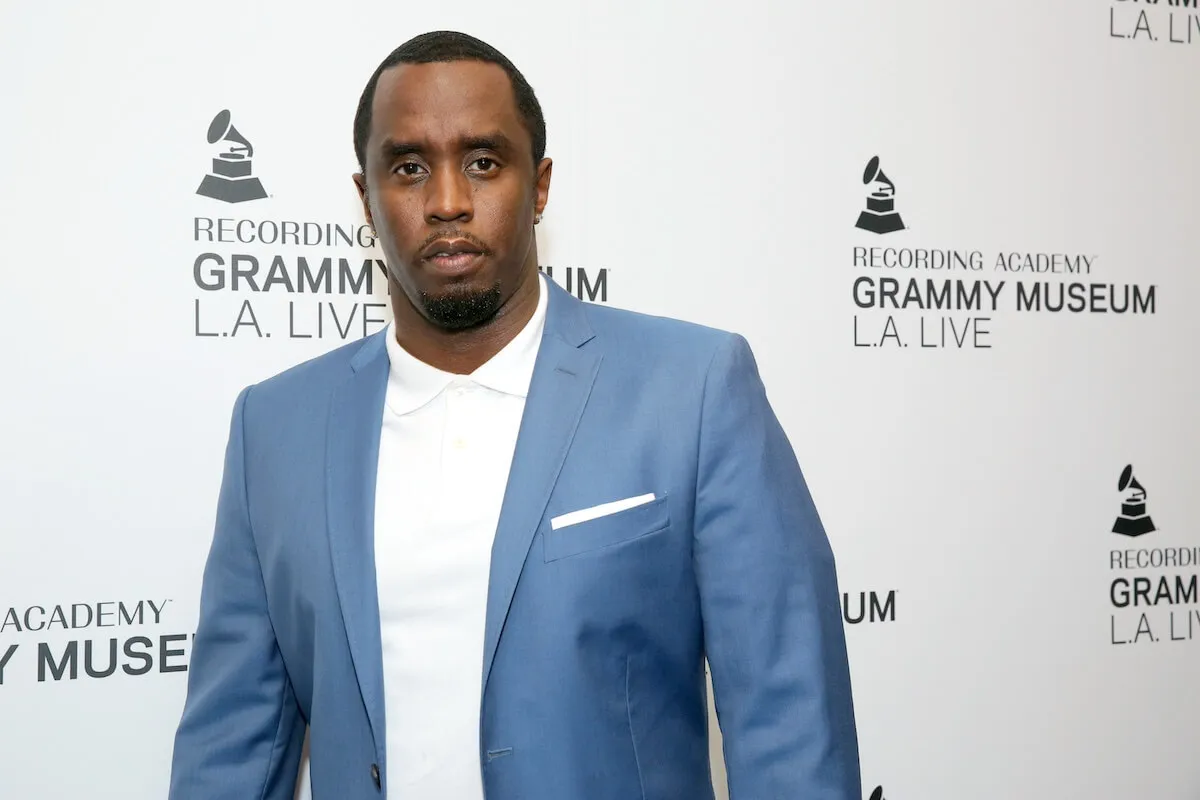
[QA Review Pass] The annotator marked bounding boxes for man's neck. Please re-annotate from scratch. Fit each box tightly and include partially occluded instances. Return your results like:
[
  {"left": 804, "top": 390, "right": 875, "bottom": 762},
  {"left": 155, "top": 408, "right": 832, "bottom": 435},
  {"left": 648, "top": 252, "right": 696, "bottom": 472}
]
[{"left": 388, "top": 268, "right": 541, "bottom": 375}]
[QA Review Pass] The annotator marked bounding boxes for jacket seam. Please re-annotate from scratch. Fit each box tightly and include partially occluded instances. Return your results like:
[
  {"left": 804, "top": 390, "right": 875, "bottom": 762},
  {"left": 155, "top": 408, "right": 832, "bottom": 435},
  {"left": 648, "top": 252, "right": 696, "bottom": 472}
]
[
  {"left": 691, "top": 336, "right": 735, "bottom": 793},
  {"left": 626, "top": 655, "right": 647, "bottom": 800},
  {"left": 256, "top": 690, "right": 290, "bottom": 800}
]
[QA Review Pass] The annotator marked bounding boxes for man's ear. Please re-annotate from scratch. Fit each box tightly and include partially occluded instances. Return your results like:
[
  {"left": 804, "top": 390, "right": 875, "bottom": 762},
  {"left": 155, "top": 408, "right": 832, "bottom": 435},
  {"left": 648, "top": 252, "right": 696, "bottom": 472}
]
[
  {"left": 352, "top": 172, "right": 374, "bottom": 230},
  {"left": 534, "top": 158, "right": 553, "bottom": 218}
]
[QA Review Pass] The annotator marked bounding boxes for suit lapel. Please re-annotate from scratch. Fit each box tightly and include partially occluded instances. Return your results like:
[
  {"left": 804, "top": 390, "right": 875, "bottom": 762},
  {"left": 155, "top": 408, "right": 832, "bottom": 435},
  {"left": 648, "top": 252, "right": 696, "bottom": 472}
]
[
  {"left": 482, "top": 279, "right": 600, "bottom": 694},
  {"left": 325, "top": 331, "right": 389, "bottom": 756}
]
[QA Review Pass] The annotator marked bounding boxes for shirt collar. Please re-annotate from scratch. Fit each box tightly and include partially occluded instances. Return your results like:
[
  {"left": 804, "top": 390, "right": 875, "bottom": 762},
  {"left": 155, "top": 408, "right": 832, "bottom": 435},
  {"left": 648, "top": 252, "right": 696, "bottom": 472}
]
[{"left": 383, "top": 272, "right": 549, "bottom": 416}]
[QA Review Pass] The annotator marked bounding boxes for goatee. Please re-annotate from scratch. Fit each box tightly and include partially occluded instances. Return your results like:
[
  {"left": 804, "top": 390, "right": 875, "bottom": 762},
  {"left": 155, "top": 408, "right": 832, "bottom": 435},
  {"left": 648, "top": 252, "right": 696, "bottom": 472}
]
[{"left": 420, "top": 282, "right": 503, "bottom": 330}]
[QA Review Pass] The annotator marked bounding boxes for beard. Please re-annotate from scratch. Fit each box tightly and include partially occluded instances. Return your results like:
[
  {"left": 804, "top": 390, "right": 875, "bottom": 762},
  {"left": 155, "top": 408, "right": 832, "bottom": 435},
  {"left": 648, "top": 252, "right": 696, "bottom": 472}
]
[{"left": 419, "top": 281, "right": 504, "bottom": 330}]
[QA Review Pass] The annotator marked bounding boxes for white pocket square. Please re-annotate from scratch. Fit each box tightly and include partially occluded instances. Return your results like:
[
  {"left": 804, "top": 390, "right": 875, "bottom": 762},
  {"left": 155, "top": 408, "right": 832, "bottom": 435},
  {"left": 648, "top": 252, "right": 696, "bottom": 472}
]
[{"left": 550, "top": 493, "right": 656, "bottom": 531}]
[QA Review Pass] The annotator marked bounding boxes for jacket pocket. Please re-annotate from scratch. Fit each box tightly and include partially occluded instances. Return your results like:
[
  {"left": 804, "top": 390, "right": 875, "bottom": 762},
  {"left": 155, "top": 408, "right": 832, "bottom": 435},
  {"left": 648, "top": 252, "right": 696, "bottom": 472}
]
[{"left": 542, "top": 493, "right": 671, "bottom": 562}]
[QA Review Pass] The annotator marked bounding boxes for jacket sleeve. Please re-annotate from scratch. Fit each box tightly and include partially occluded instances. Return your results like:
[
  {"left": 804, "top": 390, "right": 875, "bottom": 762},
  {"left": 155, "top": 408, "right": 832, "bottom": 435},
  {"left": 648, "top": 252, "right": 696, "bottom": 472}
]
[
  {"left": 168, "top": 386, "right": 305, "bottom": 800},
  {"left": 693, "top": 334, "right": 861, "bottom": 799}
]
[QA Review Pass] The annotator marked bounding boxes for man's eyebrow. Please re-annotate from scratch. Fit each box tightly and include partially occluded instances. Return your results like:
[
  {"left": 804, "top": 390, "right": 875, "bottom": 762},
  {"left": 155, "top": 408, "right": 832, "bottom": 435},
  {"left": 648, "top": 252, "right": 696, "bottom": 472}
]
[
  {"left": 380, "top": 139, "right": 422, "bottom": 159},
  {"left": 379, "top": 133, "right": 515, "bottom": 160},
  {"left": 461, "top": 133, "right": 513, "bottom": 152}
]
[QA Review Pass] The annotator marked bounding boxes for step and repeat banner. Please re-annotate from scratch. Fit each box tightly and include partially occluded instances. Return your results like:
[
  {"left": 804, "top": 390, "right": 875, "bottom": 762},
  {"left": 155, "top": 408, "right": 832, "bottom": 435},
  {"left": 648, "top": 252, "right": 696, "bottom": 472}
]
[{"left": 1, "top": 1, "right": 1196, "bottom": 798}]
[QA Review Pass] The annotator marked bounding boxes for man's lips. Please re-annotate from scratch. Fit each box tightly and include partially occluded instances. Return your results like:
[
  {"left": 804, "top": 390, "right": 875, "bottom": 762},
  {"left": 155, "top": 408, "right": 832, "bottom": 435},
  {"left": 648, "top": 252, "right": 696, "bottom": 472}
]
[
  {"left": 426, "top": 252, "right": 482, "bottom": 273},
  {"left": 420, "top": 238, "right": 487, "bottom": 275},
  {"left": 420, "top": 238, "right": 484, "bottom": 259}
]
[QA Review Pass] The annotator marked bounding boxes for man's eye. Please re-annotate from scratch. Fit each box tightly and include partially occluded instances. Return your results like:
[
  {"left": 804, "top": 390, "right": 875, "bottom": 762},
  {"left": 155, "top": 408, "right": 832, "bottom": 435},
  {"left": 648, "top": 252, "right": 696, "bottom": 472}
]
[
  {"left": 395, "top": 162, "right": 423, "bottom": 176},
  {"left": 472, "top": 158, "right": 497, "bottom": 171}
]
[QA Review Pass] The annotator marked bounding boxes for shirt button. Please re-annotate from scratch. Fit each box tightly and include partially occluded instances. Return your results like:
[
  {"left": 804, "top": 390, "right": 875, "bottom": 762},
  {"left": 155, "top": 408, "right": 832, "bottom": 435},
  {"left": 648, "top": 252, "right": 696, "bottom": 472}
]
[
  {"left": 370, "top": 763, "right": 381, "bottom": 790},
  {"left": 452, "top": 437, "right": 467, "bottom": 449}
]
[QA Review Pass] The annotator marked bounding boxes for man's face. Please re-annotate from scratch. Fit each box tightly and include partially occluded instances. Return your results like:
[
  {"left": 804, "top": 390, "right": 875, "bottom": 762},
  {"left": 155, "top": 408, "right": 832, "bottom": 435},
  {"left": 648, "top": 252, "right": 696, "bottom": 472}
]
[{"left": 354, "top": 60, "right": 550, "bottom": 330}]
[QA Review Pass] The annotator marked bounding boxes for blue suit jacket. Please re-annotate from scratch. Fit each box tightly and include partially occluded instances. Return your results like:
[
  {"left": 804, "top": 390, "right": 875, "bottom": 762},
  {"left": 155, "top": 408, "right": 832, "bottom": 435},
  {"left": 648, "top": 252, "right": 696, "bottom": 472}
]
[{"left": 168, "top": 277, "right": 860, "bottom": 799}]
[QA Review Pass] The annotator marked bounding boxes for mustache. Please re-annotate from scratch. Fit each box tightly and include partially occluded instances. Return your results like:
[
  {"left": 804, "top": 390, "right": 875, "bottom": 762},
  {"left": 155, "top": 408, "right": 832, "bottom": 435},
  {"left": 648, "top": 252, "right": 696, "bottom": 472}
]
[{"left": 413, "top": 229, "right": 492, "bottom": 258}]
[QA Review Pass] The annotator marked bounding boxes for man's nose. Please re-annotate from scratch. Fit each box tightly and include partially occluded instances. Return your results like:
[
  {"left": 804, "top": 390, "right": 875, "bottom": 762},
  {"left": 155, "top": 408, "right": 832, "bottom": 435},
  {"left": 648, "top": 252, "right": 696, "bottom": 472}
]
[{"left": 425, "top": 165, "right": 473, "bottom": 224}]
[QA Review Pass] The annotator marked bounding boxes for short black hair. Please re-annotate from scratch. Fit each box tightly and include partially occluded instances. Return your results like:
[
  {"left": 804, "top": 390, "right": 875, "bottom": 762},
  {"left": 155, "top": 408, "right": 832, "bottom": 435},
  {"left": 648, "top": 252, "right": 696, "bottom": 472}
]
[{"left": 353, "top": 31, "right": 546, "bottom": 175}]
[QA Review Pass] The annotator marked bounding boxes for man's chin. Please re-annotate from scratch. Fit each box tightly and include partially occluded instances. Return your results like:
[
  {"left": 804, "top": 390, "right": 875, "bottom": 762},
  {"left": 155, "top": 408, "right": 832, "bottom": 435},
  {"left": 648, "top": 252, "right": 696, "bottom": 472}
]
[{"left": 419, "top": 281, "right": 503, "bottom": 330}]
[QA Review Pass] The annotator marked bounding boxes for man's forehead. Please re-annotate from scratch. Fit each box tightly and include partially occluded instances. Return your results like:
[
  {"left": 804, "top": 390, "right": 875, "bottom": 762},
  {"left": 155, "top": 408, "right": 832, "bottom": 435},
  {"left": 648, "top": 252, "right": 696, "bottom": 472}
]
[{"left": 372, "top": 60, "right": 522, "bottom": 137}]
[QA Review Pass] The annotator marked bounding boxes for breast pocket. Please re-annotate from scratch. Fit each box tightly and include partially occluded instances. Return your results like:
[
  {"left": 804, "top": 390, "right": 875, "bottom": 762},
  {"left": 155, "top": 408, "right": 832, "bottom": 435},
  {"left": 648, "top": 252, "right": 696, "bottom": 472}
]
[{"left": 542, "top": 493, "right": 671, "bottom": 563}]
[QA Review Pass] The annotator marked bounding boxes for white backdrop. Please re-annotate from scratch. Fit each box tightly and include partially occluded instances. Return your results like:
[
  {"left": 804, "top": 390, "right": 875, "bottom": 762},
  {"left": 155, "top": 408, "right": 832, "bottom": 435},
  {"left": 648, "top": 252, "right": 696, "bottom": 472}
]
[{"left": 1, "top": 1, "right": 1197, "bottom": 798}]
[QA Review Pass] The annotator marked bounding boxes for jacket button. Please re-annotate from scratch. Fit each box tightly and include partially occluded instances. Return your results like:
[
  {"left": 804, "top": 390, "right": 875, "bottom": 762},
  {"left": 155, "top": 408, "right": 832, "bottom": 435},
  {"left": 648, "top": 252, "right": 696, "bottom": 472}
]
[{"left": 370, "top": 763, "right": 381, "bottom": 790}]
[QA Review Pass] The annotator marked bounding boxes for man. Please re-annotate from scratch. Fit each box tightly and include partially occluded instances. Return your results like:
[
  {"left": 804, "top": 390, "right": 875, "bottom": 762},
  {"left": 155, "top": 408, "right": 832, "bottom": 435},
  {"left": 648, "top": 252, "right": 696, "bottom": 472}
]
[{"left": 169, "top": 30, "right": 860, "bottom": 800}]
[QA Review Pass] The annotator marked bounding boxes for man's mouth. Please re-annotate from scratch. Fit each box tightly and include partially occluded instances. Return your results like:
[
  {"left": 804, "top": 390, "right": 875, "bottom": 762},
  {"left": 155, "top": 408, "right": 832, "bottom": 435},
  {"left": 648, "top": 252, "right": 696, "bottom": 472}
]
[{"left": 420, "top": 238, "right": 487, "bottom": 275}]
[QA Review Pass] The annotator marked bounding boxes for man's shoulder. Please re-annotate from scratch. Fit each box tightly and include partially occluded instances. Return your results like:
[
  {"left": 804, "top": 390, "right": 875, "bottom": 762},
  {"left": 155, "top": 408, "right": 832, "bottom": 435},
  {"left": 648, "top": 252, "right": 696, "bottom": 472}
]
[
  {"left": 580, "top": 301, "right": 740, "bottom": 363},
  {"left": 243, "top": 332, "right": 382, "bottom": 405}
]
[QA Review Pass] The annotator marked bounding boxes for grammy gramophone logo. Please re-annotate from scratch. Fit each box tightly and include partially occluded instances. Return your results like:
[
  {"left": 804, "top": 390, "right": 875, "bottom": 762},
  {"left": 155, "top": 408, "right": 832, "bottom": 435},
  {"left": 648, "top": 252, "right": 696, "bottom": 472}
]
[
  {"left": 195, "top": 109, "right": 268, "bottom": 204},
  {"left": 855, "top": 156, "right": 905, "bottom": 235},
  {"left": 1112, "top": 464, "right": 1157, "bottom": 537},
  {"left": 868, "top": 786, "right": 886, "bottom": 800}
]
